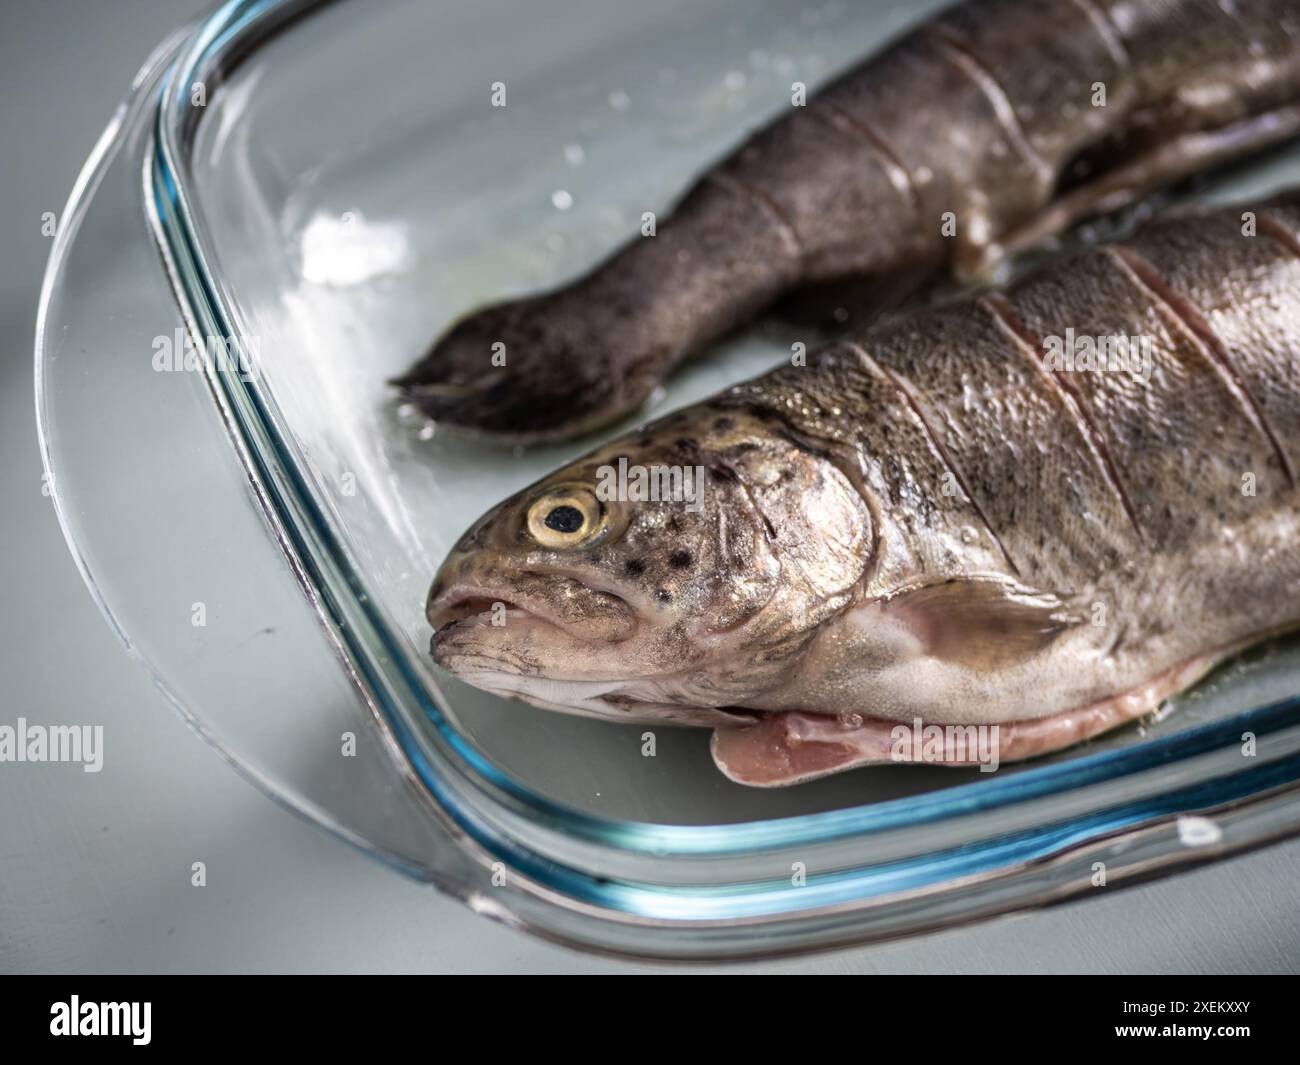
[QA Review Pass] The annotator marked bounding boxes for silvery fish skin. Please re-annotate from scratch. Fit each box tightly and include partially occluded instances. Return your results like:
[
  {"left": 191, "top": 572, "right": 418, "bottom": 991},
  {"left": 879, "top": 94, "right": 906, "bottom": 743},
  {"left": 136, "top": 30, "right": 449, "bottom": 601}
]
[
  {"left": 397, "top": 0, "right": 1300, "bottom": 442},
  {"left": 426, "top": 194, "right": 1300, "bottom": 786}
]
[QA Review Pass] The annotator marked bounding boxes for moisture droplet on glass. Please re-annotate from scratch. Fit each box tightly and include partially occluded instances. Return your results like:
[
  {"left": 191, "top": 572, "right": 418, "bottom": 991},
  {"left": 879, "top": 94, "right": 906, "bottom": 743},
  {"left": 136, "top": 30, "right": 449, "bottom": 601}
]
[
  {"left": 417, "top": 423, "right": 436, "bottom": 441},
  {"left": 563, "top": 143, "right": 585, "bottom": 166},
  {"left": 551, "top": 189, "right": 574, "bottom": 211},
  {"left": 960, "top": 525, "right": 979, "bottom": 544},
  {"left": 608, "top": 90, "right": 631, "bottom": 112},
  {"left": 1176, "top": 815, "right": 1223, "bottom": 848},
  {"left": 839, "top": 712, "right": 864, "bottom": 729}
]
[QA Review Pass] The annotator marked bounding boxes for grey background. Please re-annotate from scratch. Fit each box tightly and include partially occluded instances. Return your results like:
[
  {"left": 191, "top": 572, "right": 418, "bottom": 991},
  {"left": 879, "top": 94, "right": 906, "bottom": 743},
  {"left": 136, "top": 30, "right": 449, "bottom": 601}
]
[{"left": 1, "top": 0, "right": 1297, "bottom": 974}]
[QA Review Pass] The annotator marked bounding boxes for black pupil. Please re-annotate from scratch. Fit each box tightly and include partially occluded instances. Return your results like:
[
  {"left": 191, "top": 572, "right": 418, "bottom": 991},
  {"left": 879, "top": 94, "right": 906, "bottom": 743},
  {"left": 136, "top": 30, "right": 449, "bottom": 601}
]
[{"left": 544, "top": 505, "right": 585, "bottom": 534}]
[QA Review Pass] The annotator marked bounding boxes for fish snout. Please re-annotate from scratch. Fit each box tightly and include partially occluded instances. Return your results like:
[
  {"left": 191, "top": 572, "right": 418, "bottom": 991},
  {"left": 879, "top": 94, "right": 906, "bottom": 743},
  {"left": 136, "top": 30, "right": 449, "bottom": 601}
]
[{"left": 426, "top": 566, "right": 638, "bottom": 647}]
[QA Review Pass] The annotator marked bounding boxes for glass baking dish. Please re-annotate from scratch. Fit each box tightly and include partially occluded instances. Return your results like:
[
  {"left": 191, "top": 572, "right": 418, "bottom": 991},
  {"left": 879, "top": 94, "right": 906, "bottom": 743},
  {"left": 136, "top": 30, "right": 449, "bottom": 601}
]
[{"left": 36, "top": 0, "right": 1300, "bottom": 959}]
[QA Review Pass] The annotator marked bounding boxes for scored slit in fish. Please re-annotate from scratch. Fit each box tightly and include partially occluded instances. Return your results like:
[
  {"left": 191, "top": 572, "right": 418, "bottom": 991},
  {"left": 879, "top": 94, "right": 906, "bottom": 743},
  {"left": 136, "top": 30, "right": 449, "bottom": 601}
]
[
  {"left": 396, "top": 0, "right": 1300, "bottom": 443},
  {"left": 424, "top": 193, "right": 1300, "bottom": 785}
]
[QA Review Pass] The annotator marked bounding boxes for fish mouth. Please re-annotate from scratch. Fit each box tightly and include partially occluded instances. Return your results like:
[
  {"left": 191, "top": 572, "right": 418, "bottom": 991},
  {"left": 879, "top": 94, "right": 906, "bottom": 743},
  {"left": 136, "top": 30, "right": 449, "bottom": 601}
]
[
  {"left": 429, "top": 594, "right": 530, "bottom": 628},
  {"left": 426, "top": 572, "right": 637, "bottom": 646},
  {"left": 426, "top": 573, "right": 766, "bottom": 728}
]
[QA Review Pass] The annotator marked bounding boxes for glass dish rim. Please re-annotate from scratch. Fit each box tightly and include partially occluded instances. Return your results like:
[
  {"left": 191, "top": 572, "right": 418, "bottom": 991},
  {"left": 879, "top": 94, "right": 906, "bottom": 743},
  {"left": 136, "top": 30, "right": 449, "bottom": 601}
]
[{"left": 38, "top": 0, "right": 1300, "bottom": 942}]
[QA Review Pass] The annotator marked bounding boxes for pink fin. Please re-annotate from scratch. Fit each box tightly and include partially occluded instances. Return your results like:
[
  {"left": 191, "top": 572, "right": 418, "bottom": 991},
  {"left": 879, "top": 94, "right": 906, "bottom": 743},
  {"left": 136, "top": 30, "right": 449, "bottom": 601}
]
[{"left": 710, "top": 653, "right": 1217, "bottom": 787}]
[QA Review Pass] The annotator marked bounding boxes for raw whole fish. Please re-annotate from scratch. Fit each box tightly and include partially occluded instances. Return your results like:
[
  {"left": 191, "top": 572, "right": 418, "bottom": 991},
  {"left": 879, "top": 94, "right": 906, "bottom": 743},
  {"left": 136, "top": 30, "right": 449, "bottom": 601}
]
[
  {"left": 425, "top": 193, "right": 1300, "bottom": 785},
  {"left": 397, "top": 0, "right": 1300, "bottom": 443}
]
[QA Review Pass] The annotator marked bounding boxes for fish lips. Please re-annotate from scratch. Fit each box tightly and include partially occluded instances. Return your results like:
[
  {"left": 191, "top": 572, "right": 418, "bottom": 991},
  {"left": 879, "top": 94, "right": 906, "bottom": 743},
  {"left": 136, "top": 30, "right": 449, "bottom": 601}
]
[{"left": 426, "top": 572, "right": 638, "bottom": 665}]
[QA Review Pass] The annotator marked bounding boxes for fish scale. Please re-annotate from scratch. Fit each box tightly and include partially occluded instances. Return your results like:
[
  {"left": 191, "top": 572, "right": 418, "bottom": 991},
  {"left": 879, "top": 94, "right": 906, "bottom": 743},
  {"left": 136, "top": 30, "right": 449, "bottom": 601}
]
[
  {"left": 843, "top": 298, "right": 1144, "bottom": 584},
  {"left": 1124, "top": 206, "right": 1300, "bottom": 472},
  {"left": 1005, "top": 244, "right": 1279, "bottom": 546}
]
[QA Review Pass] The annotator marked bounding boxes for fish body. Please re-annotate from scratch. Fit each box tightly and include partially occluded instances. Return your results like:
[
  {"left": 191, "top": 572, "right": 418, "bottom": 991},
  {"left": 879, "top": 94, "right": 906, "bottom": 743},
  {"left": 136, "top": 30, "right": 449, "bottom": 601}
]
[
  {"left": 399, "top": 0, "right": 1300, "bottom": 442},
  {"left": 427, "top": 194, "right": 1300, "bottom": 785}
]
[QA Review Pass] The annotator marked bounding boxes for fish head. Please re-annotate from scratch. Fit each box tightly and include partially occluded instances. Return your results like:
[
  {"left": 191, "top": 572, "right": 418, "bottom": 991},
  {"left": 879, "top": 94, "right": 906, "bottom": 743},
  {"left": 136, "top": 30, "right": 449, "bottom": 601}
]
[{"left": 425, "top": 408, "right": 873, "bottom": 725}]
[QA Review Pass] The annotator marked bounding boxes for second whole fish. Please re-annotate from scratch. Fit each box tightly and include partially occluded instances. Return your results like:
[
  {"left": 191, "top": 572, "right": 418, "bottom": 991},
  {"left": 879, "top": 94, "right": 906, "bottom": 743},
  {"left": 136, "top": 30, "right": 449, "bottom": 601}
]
[{"left": 397, "top": 0, "right": 1300, "bottom": 442}]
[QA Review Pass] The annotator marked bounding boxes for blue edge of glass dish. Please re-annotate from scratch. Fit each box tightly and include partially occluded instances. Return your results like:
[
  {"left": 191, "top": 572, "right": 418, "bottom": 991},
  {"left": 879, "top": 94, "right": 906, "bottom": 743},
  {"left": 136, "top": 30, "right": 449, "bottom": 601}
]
[{"left": 146, "top": 0, "right": 1300, "bottom": 921}]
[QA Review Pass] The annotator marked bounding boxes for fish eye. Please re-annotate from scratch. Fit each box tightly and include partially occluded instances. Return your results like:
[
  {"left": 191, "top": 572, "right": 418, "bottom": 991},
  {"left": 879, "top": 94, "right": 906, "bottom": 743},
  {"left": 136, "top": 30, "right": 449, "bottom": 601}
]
[
  {"left": 544, "top": 505, "right": 584, "bottom": 533},
  {"left": 526, "top": 485, "right": 603, "bottom": 549}
]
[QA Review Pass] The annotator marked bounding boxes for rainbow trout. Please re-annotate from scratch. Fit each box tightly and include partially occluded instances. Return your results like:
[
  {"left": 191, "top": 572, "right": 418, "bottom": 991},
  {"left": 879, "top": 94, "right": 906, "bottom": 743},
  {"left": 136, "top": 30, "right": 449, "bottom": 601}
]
[
  {"left": 426, "top": 194, "right": 1300, "bottom": 785},
  {"left": 397, "top": 0, "right": 1300, "bottom": 442}
]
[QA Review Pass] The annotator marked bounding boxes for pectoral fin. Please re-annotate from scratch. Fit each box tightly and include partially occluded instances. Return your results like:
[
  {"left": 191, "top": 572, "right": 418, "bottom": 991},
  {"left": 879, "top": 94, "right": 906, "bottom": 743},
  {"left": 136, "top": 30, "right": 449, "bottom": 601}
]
[{"left": 882, "top": 577, "right": 1082, "bottom": 673}]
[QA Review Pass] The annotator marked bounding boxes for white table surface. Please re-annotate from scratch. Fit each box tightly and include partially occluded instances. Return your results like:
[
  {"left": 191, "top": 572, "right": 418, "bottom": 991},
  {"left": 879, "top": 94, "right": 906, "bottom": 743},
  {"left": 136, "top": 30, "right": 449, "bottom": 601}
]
[{"left": 2, "top": 0, "right": 1297, "bottom": 974}]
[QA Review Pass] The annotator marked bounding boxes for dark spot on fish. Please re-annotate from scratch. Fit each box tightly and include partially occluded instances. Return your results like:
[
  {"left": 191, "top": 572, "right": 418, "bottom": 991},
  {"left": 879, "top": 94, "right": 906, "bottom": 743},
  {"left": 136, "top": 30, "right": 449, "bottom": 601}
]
[
  {"left": 655, "top": 589, "right": 672, "bottom": 604},
  {"left": 674, "top": 437, "right": 698, "bottom": 452},
  {"left": 666, "top": 515, "right": 682, "bottom": 532},
  {"left": 669, "top": 550, "right": 693, "bottom": 569},
  {"left": 625, "top": 558, "right": 646, "bottom": 577},
  {"left": 713, "top": 417, "right": 735, "bottom": 431}
]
